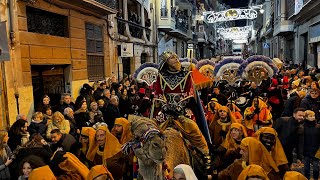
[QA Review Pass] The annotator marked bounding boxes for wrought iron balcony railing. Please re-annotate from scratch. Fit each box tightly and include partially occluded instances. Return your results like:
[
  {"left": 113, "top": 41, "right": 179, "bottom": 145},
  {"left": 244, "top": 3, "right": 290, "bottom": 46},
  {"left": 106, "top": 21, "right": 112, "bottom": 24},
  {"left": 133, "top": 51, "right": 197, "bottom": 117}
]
[
  {"left": 95, "top": 0, "right": 117, "bottom": 9},
  {"left": 117, "top": 18, "right": 126, "bottom": 35},
  {"left": 128, "top": 21, "right": 143, "bottom": 39},
  {"left": 116, "top": 18, "right": 151, "bottom": 40},
  {"left": 175, "top": 15, "right": 188, "bottom": 33}
]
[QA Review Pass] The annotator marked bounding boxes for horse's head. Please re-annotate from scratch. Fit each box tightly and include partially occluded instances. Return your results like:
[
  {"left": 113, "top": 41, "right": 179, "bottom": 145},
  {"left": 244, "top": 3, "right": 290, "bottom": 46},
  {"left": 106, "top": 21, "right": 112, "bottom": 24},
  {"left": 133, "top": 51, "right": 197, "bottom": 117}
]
[{"left": 130, "top": 117, "right": 167, "bottom": 164}]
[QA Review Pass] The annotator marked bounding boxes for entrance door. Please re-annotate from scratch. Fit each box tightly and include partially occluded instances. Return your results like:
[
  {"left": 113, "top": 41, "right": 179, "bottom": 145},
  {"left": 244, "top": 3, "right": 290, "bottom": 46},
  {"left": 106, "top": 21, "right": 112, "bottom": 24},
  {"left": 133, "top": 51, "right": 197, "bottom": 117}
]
[
  {"left": 31, "top": 65, "right": 66, "bottom": 111},
  {"left": 122, "top": 57, "right": 131, "bottom": 77}
]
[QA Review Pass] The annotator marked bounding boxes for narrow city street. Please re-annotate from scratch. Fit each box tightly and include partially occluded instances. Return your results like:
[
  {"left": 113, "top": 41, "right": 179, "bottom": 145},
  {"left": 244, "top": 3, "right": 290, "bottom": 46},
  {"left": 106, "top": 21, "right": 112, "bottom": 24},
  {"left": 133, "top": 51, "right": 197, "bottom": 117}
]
[{"left": 0, "top": 0, "right": 320, "bottom": 179}]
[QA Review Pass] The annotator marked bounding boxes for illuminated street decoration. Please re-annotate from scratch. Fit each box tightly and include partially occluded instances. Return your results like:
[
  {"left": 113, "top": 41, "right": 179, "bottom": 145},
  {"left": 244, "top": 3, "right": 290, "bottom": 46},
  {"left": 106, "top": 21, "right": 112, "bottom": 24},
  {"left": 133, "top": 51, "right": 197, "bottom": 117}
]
[
  {"left": 204, "top": 9, "right": 258, "bottom": 23},
  {"left": 217, "top": 26, "right": 252, "bottom": 34}
]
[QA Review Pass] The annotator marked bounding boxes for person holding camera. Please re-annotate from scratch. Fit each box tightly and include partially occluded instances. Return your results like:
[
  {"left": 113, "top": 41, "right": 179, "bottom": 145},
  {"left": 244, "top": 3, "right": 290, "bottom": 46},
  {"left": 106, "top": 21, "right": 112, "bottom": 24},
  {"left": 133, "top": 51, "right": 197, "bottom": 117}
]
[{"left": 244, "top": 97, "right": 273, "bottom": 136}]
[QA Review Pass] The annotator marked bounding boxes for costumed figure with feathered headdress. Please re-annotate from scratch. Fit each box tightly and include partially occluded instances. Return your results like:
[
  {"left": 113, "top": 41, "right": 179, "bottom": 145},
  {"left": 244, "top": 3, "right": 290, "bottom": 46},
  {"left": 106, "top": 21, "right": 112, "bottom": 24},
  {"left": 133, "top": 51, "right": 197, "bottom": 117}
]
[{"left": 150, "top": 51, "right": 212, "bottom": 174}]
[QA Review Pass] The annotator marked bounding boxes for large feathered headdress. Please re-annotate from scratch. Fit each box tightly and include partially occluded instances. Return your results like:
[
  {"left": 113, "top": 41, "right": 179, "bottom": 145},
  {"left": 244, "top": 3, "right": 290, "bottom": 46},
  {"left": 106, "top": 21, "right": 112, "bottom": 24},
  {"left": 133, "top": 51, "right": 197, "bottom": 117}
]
[
  {"left": 133, "top": 63, "right": 159, "bottom": 86},
  {"left": 238, "top": 55, "right": 278, "bottom": 85},
  {"left": 179, "top": 58, "right": 197, "bottom": 70},
  {"left": 213, "top": 58, "right": 244, "bottom": 85},
  {"left": 196, "top": 59, "right": 215, "bottom": 79}
]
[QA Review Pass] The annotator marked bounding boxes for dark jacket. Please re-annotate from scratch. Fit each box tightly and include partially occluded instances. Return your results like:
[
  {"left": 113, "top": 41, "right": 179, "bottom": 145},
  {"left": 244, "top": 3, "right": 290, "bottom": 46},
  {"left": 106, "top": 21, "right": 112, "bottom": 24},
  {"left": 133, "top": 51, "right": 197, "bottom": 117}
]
[
  {"left": 300, "top": 95, "right": 320, "bottom": 121},
  {"left": 281, "top": 92, "right": 302, "bottom": 117},
  {"left": 8, "top": 131, "right": 22, "bottom": 151},
  {"left": 273, "top": 117, "right": 304, "bottom": 162},
  {"left": 303, "top": 120, "right": 320, "bottom": 157},
  {"left": 74, "top": 110, "right": 90, "bottom": 131},
  {"left": 119, "top": 96, "right": 131, "bottom": 118},
  {"left": 210, "top": 93, "right": 228, "bottom": 106},
  {"left": 50, "top": 134, "right": 76, "bottom": 153},
  {"left": 29, "top": 119, "right": 47, "bottom": 138},
  {"left": 59, "top": 102, "right": 75, "bottom": 114},
  {"left": 104, "top": 104, "right": 121, "bottom": 131},
  {"left": 93, "top": 88, "right": 104, "bottom": 101}
]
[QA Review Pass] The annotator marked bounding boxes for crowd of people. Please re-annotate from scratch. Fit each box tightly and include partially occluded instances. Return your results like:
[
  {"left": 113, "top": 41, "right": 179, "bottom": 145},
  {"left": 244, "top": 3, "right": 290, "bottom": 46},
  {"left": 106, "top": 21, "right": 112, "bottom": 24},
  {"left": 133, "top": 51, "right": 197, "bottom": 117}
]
[{"left": 2, "top": 56, "right": 320, "bottom": 180}]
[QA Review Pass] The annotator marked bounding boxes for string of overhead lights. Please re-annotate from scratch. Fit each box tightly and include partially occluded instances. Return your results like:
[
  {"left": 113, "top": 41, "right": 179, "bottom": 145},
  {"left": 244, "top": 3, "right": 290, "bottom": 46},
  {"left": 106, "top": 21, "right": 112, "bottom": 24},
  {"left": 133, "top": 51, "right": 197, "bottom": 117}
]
[{"left": 202, "top": 4, "right": 264, "bottom": 23}]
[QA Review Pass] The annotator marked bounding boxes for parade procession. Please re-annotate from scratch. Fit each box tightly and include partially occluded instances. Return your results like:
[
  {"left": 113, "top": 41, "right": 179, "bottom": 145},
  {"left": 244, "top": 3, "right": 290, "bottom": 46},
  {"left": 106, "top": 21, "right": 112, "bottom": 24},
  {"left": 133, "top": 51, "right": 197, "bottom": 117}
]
[{"left": 1, "top": 0, "right": 320, "bottom": 179}]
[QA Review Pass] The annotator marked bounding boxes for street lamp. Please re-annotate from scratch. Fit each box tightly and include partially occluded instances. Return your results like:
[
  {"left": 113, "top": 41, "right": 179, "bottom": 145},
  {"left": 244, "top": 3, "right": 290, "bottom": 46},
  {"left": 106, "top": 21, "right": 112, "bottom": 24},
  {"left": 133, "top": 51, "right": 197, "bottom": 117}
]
[{"left": 259, "top": 9, "right": 265, "bottom": 14}]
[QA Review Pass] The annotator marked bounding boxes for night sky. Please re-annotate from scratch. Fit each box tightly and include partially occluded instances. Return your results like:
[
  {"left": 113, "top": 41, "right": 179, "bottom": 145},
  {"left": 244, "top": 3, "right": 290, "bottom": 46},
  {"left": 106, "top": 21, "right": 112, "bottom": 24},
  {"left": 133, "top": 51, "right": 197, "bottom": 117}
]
[
  {"left": 222, "top": 0, "right": 250, "bottom": 26},
  {"left": 222, "top": 0, "right": 250, "bottom": 8}
]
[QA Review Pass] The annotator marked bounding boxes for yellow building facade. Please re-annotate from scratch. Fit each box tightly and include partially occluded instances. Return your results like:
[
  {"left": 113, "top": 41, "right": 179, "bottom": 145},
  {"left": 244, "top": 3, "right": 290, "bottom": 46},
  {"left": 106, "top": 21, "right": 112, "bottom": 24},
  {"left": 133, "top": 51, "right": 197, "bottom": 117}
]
[{"left": 0, "top": 0, "right": 117, "bottom": 128}]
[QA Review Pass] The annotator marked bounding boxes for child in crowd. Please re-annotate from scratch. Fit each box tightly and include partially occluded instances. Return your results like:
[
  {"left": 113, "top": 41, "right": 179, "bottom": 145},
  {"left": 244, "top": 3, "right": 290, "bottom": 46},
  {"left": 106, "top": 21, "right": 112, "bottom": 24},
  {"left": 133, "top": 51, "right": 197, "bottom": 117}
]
[
  {"left": 303, "top": 110, "right": 320, "bottom": 180},
  {"left": 29, "top": 112, "right": 47, "bottom": 138}
]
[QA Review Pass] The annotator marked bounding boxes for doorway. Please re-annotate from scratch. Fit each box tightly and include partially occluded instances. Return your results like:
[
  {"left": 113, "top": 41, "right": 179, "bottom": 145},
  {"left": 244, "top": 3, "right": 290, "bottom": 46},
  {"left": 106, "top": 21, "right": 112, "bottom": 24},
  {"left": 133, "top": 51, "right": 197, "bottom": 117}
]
[
  {"left": 122, "top": 57, "right": 131, "bottom": 77},
  {"left": 31, "top": 65, "right": 66, "bottom": 111}
]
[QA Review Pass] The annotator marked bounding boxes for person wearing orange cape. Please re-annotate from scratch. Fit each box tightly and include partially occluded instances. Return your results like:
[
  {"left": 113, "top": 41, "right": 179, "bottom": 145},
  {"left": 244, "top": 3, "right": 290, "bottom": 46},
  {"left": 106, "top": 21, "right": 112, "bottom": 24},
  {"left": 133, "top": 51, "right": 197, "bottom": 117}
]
[
  {"left": 86, "top": 125, "right": 125, "bottom": 180},
  {"left": 219, "top": 123, "right": 247, "bottom": 169},
  {"left": 29, "top": 165, "right": 56, "bottom": 180},
  {"left": 209, "top": 106, "right": 237, "bottom": 148},
  {"left": 218, "top": 137, "right": 281, "bottom": 180},
  {"left": 86, "top": 165, "right": 114, "bottom": 180},
  {"left": 111, "top": 118, "right": 133, "bottom": 145},
  {"left": 238, "top": 164, "right": 269, "bottom": 180},
  {"left": 76, "top": 127, "right": 96, "bottom": 168},
  {"left": 226, "top": 101, "right": 242, "bottom": 124},
  {"left": 283, "top": 171, "right": 307, "bottom": 180},
  {"left": 206, "top": 98, "right": 222, "bottom": 123},
  {"left": 254, "top": 127, "right": 289, "bottom": 178},
  {"left": 244, "top": 97, "right": 272, "bottom": 136}
]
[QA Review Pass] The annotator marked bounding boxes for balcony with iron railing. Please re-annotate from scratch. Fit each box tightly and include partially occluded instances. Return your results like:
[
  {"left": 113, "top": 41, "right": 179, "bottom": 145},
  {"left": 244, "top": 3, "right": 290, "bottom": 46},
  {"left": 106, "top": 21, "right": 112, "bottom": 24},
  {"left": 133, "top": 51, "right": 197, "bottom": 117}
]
[
  {"left": 95, "top": 0, "right": 117, "bottom": 9},
  {"left": 46, "top": 0, "right": 117, "bottom": 15},
  {"left": 175, "top": 15, "right": 188, "bottom": 33},
  {"left": 116, "top": 17, "right": 151, "bottom": 41}
]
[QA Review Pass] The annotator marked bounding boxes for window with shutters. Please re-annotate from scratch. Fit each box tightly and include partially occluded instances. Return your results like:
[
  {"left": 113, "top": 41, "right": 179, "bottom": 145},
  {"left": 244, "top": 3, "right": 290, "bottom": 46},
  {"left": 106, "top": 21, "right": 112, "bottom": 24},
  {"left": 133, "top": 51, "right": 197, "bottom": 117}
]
[{"left": 85, "top": 23, "right": 105, "bottom": 82}]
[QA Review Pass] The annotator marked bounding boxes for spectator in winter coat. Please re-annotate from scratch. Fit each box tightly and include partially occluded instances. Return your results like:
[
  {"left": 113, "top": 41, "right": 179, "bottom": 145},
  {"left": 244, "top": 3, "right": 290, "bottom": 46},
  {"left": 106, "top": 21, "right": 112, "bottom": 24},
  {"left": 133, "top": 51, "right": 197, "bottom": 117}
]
[
  {"left": 93, "top": 82, "right": 107, "bottom": 101},
  {"left": 281, "top": 90, "right": 306, "bottom": 117},
  {"left": 300, "top": 88, "right": 320, "bottom": 121},
  {"left": 59, "top": 93, "right": 75, "bottom": 114},
  {"left": 8, "top": 119, "right": 29, "bottom": 151},
  {"left": 49, "top": 129, "right": 76, "bottom": 153},
  {"left": 0, "top": 131, "right": 12, "bottom": 180},
  {"left": 104, "top": 96, "right": 121, "bottom": 131},
  {"left": 29, "top": 112, "right": 47, "bottom": 138},
  {"left": 273, "top": 108, "right": 305, "bottom": 166},
  {"left": 74, "top": 100, "right": 90, "bottom": 131},
  {"left": 303, "top": 110, "right": 320, "bottom": 180},
  {"left": 46, "top": 112, "right": 70, "bottom": 139}
]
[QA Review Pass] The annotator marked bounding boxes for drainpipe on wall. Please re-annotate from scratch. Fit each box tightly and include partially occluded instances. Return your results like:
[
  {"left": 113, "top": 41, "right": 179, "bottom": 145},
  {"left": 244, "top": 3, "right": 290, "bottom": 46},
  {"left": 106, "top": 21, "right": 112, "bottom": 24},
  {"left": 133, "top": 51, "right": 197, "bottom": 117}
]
[{"left": 8, "top": 0, "right": 20, "bottom": 116}]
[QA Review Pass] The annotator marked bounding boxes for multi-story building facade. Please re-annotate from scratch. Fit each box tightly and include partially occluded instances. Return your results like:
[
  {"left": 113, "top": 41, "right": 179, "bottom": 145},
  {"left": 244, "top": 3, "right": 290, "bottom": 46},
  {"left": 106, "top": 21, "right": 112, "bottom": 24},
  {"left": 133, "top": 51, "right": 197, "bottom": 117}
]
[
  {"left": 194, "top": 0, "right": 217, "bottom": 59},
  {"left": 114, "top": 0, "right": 156, "bottom": 78},
  {"left": 155, "top": 0, "right": 194, "bottom": 58},
  {"left": 250, "top": 0, "right": 320, "bottom": 67},
  {"left": 0, "top": 0, "right": 121, "bottom": 127},
  {"left": 288, "top": 0, "right": 320, "bottom": 67}
]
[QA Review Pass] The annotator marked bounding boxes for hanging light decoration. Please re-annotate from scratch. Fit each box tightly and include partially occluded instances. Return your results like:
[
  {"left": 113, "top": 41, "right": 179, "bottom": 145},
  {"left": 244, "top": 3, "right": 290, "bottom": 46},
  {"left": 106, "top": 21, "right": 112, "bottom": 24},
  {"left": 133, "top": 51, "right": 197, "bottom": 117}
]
[
  {"left": 204, "top": 8, "right": 258, "bottom": 23},
  {"left": 217, "top": 26, "right": 252, "bottom": 34}
]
